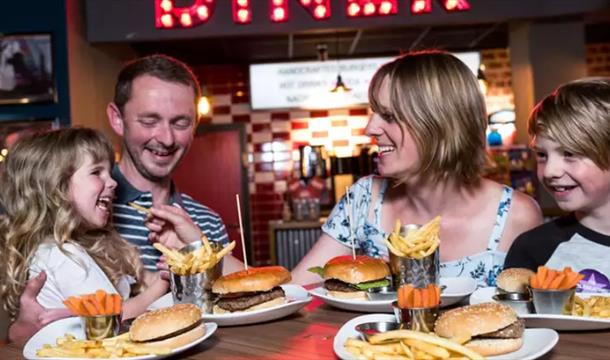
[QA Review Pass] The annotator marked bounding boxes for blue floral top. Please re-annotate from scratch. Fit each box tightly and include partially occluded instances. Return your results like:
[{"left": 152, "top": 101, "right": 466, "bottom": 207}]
[{"left": 322, "top": 176, "right": 514, "bottom": 288}]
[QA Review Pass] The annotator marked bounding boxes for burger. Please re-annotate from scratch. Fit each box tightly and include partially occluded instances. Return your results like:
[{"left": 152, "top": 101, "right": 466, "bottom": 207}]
[
  {"left": 309, "top": 255, "right": 391, "bottom": 300},
  {"left": 211, "top": 266, "right": 291, "bottom": 314},
  {"left": 434, "top": 302, "right": 524, "bottom": 356},
  {"left": 496, "top": 268, "right": 535, "bottom": 293},
  {"left": 129, "top": 303, "right": 205, "bottom": 350}
]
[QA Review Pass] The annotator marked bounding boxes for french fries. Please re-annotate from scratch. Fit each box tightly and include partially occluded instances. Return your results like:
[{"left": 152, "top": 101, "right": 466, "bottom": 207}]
[
  {"left": 37, "top": 332, "right": 171, "bottom": 358},
  {"left": 154, "top": 240, "right": 236, "bottom": 276},
  {"left": 571, "top": 295, "right": 610, "bottom": 318},
  {"left": 385, "top": 217, "right": 441, "bottom": 260},
  {"left": 128, "top": 201, "right": 235, "bottom": 276},
  {"left": 63, "top": 290, "right": 122, "bottom": 317},
  {"left": 530, "top": 266, "right": 584, "bottom": 290},
  {"left": 344, "top": 329, "right": 484, "bottom": 360},
  {"left": 398, "top": 284, "right": 441, "bottom": 309}
]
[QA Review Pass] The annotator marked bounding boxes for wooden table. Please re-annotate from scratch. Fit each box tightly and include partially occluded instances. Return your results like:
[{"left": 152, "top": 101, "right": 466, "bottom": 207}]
[{"left": 2, "top": 297, "right": 610, "bottom": 359}]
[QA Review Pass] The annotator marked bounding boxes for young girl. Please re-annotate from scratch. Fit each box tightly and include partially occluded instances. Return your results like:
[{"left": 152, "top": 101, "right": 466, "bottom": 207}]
[{"left": 0, "top": 128, "right": 168, "bottom": 324}]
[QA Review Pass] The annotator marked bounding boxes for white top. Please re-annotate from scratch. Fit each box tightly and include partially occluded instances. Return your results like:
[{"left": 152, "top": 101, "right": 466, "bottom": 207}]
[{"left": 29, "top": 243, "right": 131, "bottom": 309}]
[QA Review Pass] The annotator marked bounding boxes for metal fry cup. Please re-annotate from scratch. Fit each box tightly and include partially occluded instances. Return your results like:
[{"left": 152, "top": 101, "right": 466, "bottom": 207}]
[
  {"left": 389, "top": 249, "right": 440, "bottom": 289},
  {"left": 81, "top": 314, "right": 120, "bottom": 340},
  {"left": 391, "top": 300, "right": 439, "bottom": 333},
  {"left": 170, "top": 241, "right": 223, "bottom": 313},
  {"left": 389, "top": 224, "right": 440, "bottom": 289},
  {"left": 530, "top": 286, "right": 576, "bottom": 315}
]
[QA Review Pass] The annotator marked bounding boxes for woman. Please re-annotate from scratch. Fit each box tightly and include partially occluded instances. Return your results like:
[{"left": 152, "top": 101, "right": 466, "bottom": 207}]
[{"left": 291, "top": 51, "right": 542, "bottom": 287}]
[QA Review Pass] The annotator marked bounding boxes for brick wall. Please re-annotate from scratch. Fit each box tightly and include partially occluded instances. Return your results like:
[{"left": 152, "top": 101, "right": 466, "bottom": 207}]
[{"left": 192, "top": 43, "right": 610, "bottom": 265}]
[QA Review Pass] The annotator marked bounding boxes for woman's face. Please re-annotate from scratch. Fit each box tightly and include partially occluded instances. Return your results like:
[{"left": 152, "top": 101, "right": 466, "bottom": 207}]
[{"left": 365, "top": 78, "right": 420, "bottom": 179}]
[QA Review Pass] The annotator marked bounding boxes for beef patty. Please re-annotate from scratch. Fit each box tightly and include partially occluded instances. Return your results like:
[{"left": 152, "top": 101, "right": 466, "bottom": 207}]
[
  {"left": 479, "top": 319, "right": 525, "bottom": 339},
  {"left": 323, "top": 279, "right": 359, "bottom": 292},
  {"left": 216, "top": 287, "right": 285, "bottom": 312}
]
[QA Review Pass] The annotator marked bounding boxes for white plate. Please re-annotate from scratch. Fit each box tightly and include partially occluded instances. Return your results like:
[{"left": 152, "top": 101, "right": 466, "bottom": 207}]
[
  {"left": 469, "top": 287, "right": 610, "bottom": 330},
  {"left": 333, "top": 313, "right": 558, "bottom": 360},
  {"left": 310, "top": 277, "right": 477, "bottom": 313},
  {"left": 149, "top": 284, "right": 312, "bottom": 326},
  {"left": 23, "top": 317, "right": 217, "bottom": 360}
]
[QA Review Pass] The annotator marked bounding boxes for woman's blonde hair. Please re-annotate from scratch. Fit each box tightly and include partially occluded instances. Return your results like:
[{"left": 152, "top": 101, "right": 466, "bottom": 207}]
[
  {"left": 0, "top": 128, "right": 142, "bottom": 321},
  {"left": 369, "top": 50, "right": 488, "bottom": 185},
  {"left": 528, "top": 77, "right": 610, "bottom": 170}
]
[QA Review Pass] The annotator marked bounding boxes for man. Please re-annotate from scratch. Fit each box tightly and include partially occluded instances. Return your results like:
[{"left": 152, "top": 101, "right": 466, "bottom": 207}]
[{"left": 8, "top": 54, "right": 243, "bottom": 346}]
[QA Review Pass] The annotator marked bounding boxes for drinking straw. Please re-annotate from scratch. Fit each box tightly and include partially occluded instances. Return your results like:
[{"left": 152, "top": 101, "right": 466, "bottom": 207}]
[
  {"left": 345, "top": 187, "right": 356, "bottom": 260},
  {"left": 235, "top": 194, "right": 249, "bottom": 270}
]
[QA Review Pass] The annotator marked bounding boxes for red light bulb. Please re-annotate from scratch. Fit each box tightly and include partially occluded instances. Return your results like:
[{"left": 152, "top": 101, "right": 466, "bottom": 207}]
[
  {"left": 180, "top": 13, "right": 192, "bottom": 27},
  {"left": 160, "top": 0, "right": 172, "bottom": 12},
  {"left": 197, "top": 5, "right": 209, "bottom": 19},
  {"left": 161, "top": 13, "right": 173, "bottom": 27},
  {"left": 363, "top": 2, "right": 375, "bottom": 15},
  {"left": 347, "top": 3, "right": 360, "bottom": 17},
  {"left": 237, "top": 8, "right": 250, "bottom": 22},
  {"left": 313, "top": 5, "right": 326, "bottom": 18},
  {"left": 273, "top": 7, "right": 286, "bottom": 21}
]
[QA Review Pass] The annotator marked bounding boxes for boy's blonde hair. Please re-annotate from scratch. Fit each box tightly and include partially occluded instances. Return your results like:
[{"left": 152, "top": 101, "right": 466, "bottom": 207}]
[
  {"left": 528, "top": 77, "right": 610, "bottom": 170},
  {"left": 0, "top": 128, "right": 142, "bottom": 321},
  {"left": 368, "top": 50, "right": 488, "bottom": 185}
]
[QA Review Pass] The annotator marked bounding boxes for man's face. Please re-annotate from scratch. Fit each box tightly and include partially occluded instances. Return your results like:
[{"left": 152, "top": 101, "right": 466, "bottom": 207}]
[{"left": 118, "top": 75, "right": 197, "bottom": 182}]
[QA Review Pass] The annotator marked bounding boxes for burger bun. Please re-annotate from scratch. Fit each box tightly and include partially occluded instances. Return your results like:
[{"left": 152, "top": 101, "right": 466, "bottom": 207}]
[
  {"left": 212, "top": 266, "right": 291, "bottom": 294},
  {"left": 466, "top": 338, "right": 524, "bottom": 357},
  {"left": 497, "top": 268, "right": 536, "bottom": 293},
  {"left": 129, "top": 303, "right": 204, "bottom": 350},
  {"left": 323, "top": 255, "right": 390, "bottom": 284}
]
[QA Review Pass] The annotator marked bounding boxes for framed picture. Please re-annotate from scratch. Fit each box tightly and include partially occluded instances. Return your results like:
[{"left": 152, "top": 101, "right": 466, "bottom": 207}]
[{"left": 0, "top": 33, "right": 54, "bottom": 105}]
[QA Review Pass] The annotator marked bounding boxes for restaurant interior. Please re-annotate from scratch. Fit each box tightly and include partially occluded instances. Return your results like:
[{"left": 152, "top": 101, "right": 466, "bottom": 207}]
[{"left": 1, "top": 0, "right": 610, "bottom": 356}]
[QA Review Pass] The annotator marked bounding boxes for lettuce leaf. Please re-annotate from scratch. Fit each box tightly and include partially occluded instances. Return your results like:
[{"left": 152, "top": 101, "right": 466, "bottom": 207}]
[
  {"left": 307, "top": 266, "right": 325, "bottom": 277},
  {"left": 354, "top": 279, "right": 390, "bottom": 291}
]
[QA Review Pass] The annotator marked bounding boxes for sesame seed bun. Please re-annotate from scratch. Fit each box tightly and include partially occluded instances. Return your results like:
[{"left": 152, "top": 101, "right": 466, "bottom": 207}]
[
  {"left": 326, "top": 290, "right": 368, "bottom": 301},
  {"left": 496, "top": 268, "right": 535, "bottom": 293},
  {"left": 129, "top": 304, "right": 204, "bottom": 349},
  {"left": 435, "top": 302, "right": 523, "bottom": 356},
  {"left": 465, "top": 338, "right": 524, "bottom": 356},
  {"left": 212, "top": 266, "right": 291, "bottom": 294},
  {"left": 323, "top": 255, "right": 390, "bottom": 284}
]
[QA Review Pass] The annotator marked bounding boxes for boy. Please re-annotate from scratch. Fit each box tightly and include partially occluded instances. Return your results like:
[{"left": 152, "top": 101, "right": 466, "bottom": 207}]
[{"left": 504, "top": 78, "right": 610, "bottom": 293}]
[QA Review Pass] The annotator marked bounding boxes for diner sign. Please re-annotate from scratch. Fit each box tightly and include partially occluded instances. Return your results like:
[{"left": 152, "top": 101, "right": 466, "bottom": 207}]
[
  {"left": 155, "top": 0, "right": 471, "bottom": 29},
  {"left": 249, "top": 52, "right": 480, "bottom": 110}
]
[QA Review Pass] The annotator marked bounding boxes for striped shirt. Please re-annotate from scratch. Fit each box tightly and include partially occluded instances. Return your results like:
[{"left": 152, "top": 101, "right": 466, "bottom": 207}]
[{"left": 111, "top": 166, "right": 229, "bottom": 271}]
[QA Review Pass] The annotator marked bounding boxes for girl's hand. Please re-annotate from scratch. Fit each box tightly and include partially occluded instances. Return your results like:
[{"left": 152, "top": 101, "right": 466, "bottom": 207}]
[{"left": 145, "top": 204, "right": 201, "bottom": 249}]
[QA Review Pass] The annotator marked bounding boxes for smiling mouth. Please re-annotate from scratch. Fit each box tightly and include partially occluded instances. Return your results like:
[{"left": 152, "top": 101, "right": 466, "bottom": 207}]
[
  {"left": 147, "top": 148, "right": 175, "bottom": 157},
  {"left": 547, "top": 185, "right": 577, "bottom": 193},
  {"left": 378, "top": 145, "right": 395, "bottom": 156},
  {"left": 96, "top": 196, "right": 112, "bottom": 211}
]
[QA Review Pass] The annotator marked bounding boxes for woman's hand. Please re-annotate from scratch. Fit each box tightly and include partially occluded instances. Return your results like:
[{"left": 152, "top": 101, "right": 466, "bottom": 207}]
[{"left": 145, "top": 204, "right": 201, "bottom": 249}]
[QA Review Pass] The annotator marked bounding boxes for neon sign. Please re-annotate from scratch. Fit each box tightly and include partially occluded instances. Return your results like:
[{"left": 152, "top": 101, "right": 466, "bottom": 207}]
[{"left": 155, "top": 0, "right": 470, "bottom": 29}]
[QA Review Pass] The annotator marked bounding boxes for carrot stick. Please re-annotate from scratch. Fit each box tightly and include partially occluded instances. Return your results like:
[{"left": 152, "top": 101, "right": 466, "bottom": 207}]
[
  {"left": 537, "top": 266, "right": 548, "bottom": 288},
  {"left": 542, "top": 270, "right": 557, "bottom": 289},
  {"left": 433, "top": 285, "right": 441, "bottom": 306},
  {"left": 398, "top": 286, "right": 406, "bottom": 308},
  {"left": 95, "top": 290, "right": 107, "bottom": 314},
  {"left": 413, "top": 289, "right": 422, "bottom": 308},
  {"left": 571, "top": 273, "right": 584, "bottom": 289},
  {"left": 549, "top": 274, "right": 565, "bottom": 289},
  {"left": 82, "top": 298, "right": 98, "bottom": 316},
  {"left": 404, "top": 285, "right": 414, "bottom": 308},
  {"left": 68, "top": 297, "right": 86, "bottom": 316},
  {"left": 421, "top": 288, "right": 429, "bottom": 308},
  {"left": 87, "top": 294, "right": 104, "bottom": 315},
  {"left": 63, "top": 300, "right": 79, "bottom": 315},
  {"left": 530, "top": 274, "right": 540, "bottom": 289},
  {"left": 105, "top": 293, "right": 114, "bottom": 315},
  {"left": 113, "top": 294, "right": 122, "bottom": 315}
]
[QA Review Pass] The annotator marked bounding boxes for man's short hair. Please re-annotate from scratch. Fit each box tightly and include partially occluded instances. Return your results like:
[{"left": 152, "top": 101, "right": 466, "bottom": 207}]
[
  {"left": 528, "top": 77, "right": 610, "bottom": 170},
  {"left": 113, "top": 54, "right": 201, "bottom": 114}
]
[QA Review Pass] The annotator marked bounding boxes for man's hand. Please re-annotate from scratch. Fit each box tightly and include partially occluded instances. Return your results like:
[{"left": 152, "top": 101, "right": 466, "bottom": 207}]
[
  {"left": 145, "top": 204, "right": 201, "bottom": 249},
  {"left": 8, "top": 271, "right": 72, "bottom": 347}
]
